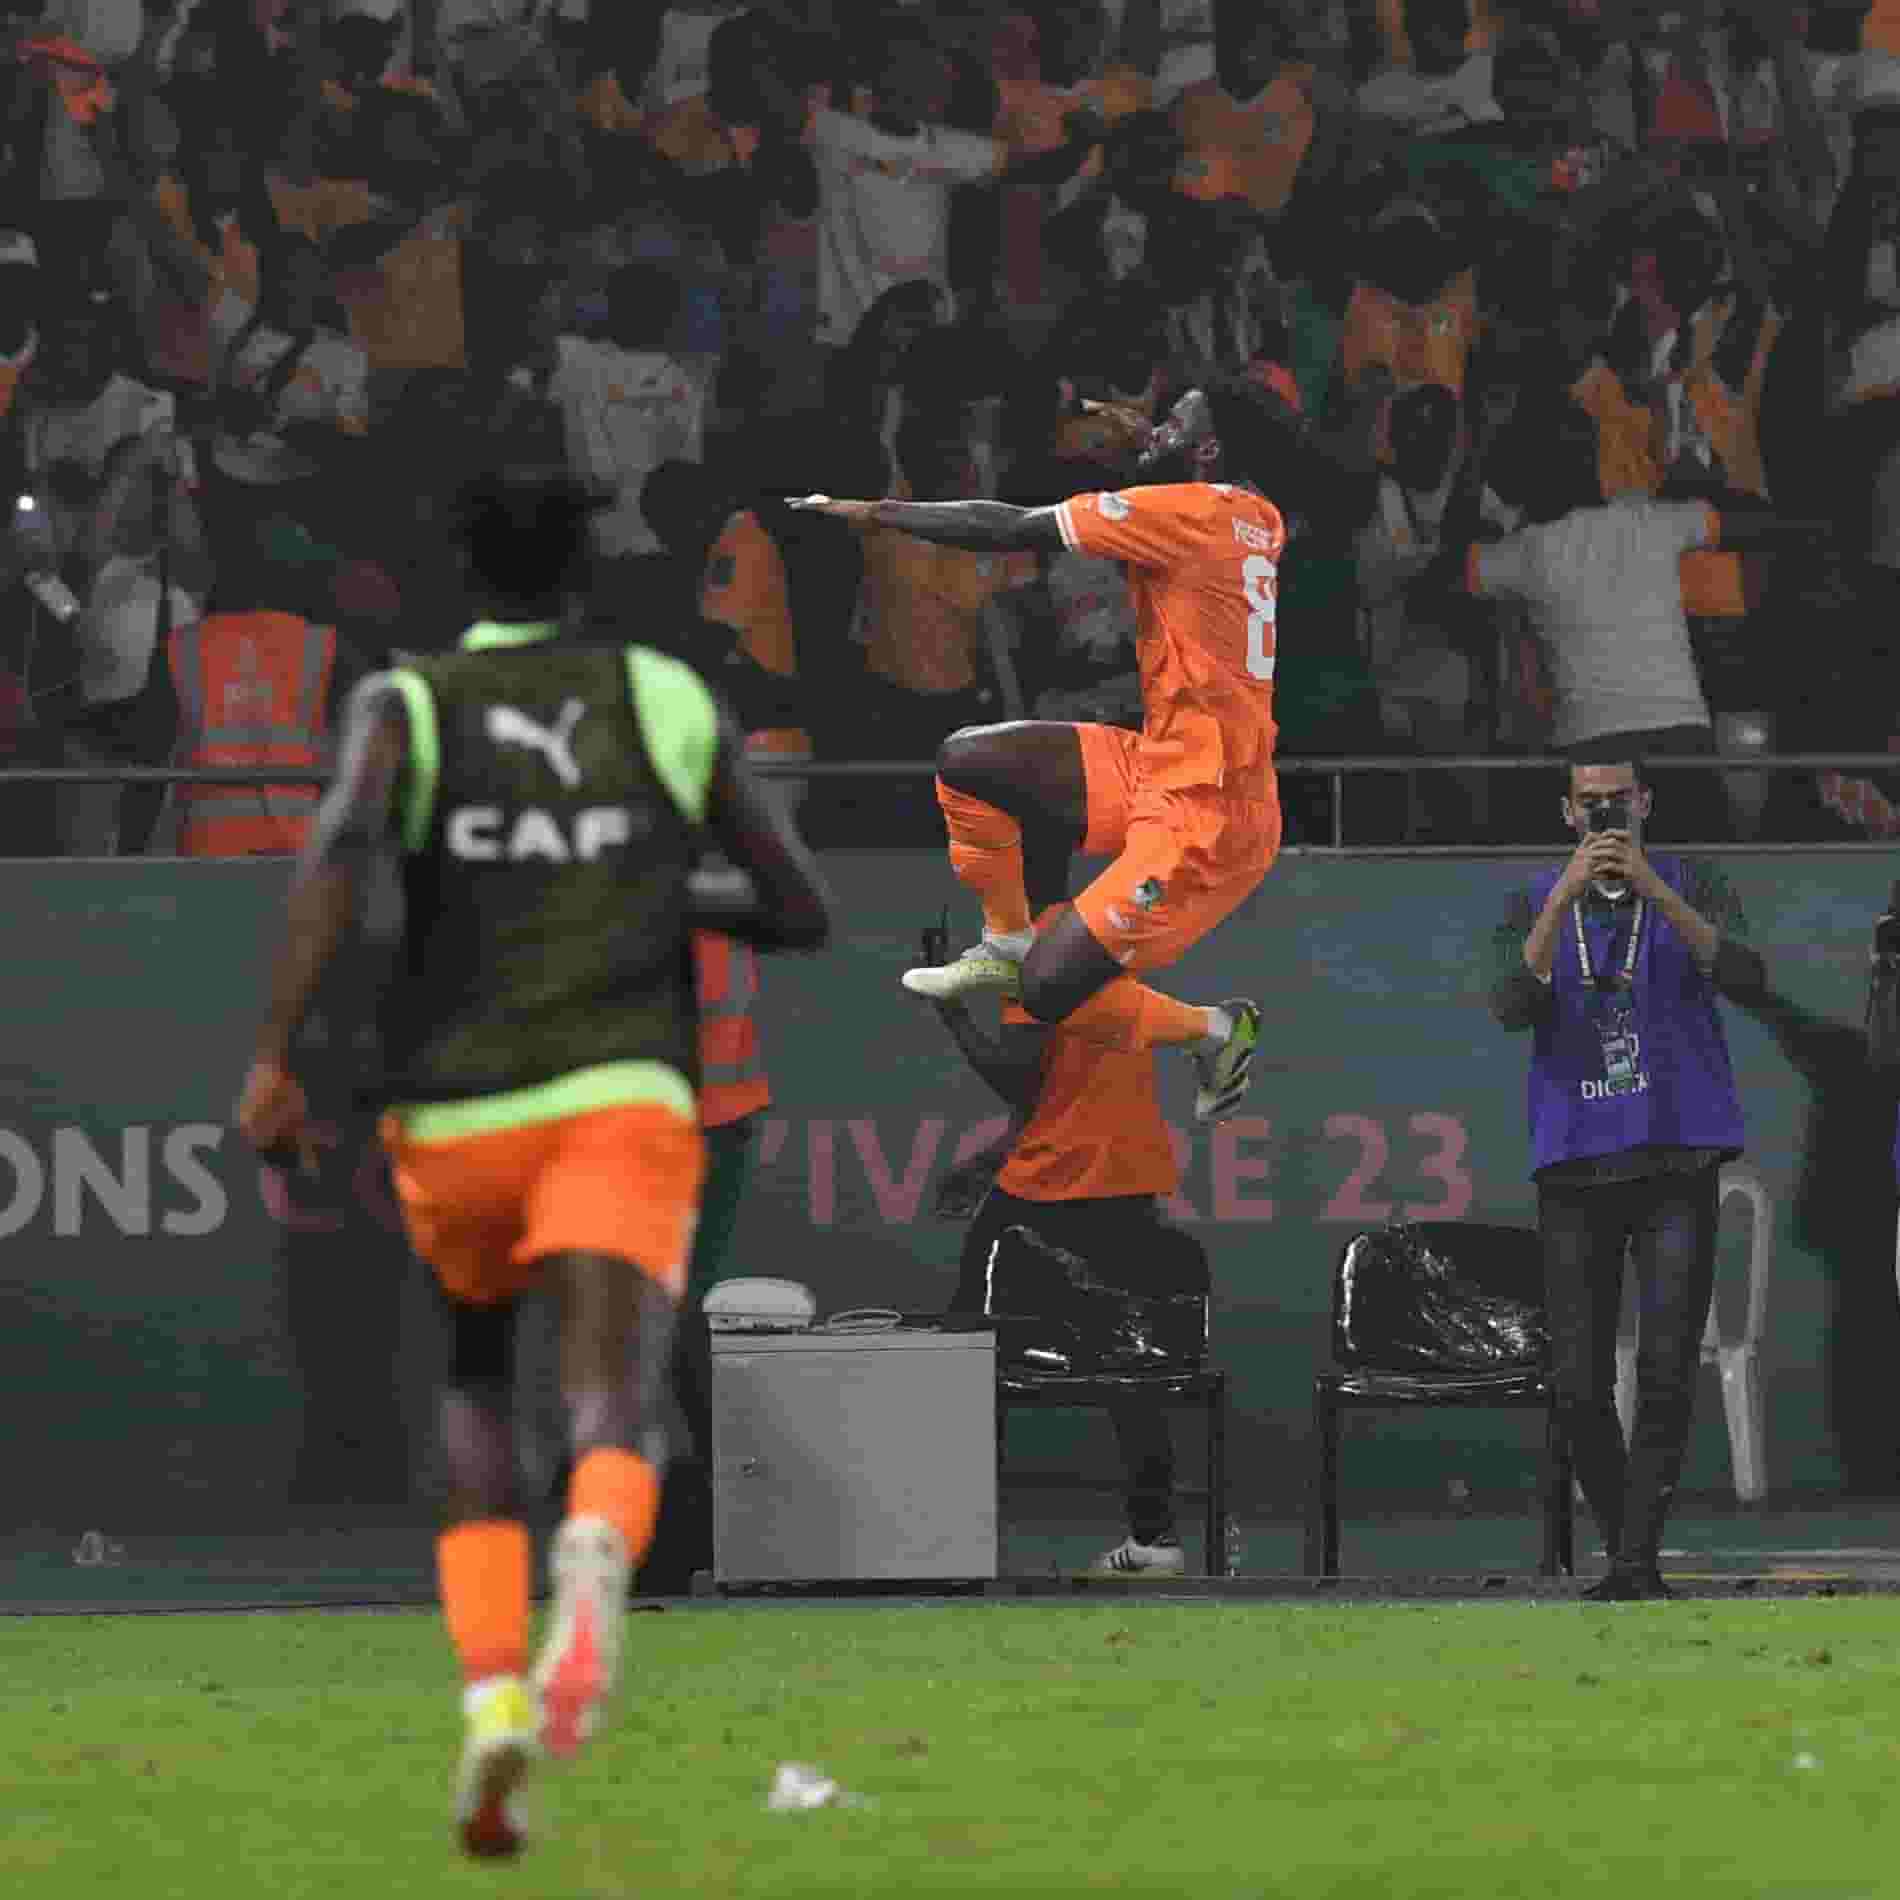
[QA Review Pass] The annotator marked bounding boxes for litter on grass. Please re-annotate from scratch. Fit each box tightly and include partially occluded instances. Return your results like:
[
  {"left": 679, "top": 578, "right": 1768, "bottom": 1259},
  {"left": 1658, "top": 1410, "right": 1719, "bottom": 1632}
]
[{"left": 766, "top": 1763, "right": 873, "bottom": 1812}]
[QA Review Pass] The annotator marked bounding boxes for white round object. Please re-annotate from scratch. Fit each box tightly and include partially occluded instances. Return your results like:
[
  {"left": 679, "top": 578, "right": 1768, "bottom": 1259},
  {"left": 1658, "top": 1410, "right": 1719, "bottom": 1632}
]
[{"left": 703, "top": 1278, "right": 818, "bottom": 1333}]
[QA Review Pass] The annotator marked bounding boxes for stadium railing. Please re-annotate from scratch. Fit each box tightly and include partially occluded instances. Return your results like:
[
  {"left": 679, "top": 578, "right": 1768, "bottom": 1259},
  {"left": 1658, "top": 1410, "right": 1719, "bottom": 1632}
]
[{"left": 6, "top": 755, "right": 1897, "bottom": 852}]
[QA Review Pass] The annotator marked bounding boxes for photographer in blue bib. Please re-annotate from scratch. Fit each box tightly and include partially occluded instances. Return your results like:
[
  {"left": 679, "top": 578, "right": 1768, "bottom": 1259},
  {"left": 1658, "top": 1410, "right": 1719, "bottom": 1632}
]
[{"left": 1490, "top": 753, "right": 1767, "bottom": 1601}]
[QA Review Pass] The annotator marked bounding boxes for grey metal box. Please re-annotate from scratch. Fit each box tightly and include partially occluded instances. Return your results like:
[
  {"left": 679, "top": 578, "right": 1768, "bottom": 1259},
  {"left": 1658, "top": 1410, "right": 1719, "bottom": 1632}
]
[{"left": 712, "top": 1330, "right": 998, "bottom": 1584}]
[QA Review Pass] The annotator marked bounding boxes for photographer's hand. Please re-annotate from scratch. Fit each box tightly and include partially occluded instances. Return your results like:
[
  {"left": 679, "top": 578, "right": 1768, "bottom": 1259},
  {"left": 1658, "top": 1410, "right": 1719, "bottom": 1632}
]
[
  {"left": 1595, "top": 832, "right": 1723, "bottom": 969},
  {"left": 1524, "top": 835, "right": 1621, "bottom": 981},
  {"left": 1592, "top": 830, "right": 1664, "bottom": 901}
]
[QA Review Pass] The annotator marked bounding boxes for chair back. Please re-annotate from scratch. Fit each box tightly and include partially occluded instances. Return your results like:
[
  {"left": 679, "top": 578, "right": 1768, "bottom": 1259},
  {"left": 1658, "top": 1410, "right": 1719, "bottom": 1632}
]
[
  {"left": 1707, "top": 1161, "right": 1772, "bottom": 1354},
  {"left": 983, "top": 1222, "right": 1208, "bottom": 1375},
  {"left": 1333, "top": 1222, "right": 1548, "bottom": 1374}
]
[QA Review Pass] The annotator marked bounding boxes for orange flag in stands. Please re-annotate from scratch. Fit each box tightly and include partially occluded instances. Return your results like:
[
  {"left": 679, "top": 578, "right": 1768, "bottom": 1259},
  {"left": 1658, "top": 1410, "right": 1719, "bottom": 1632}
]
[{"left": 20, "top": 34, "right": 114, "bottom": 124}]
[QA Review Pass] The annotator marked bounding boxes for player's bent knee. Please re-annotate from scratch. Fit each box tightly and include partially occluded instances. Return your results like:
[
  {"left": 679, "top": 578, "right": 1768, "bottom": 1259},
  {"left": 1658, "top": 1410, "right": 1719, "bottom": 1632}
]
[{"left": 936, "top": 724, "right": 1005, "bottom": 789}]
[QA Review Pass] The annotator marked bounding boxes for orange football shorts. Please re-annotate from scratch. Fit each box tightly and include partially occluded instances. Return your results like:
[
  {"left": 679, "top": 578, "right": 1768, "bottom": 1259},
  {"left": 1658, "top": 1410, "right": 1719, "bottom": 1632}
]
[
  {"left": 379, "top": 1101, "right": 706, "bottom": 1305},
  {"left": 1069, "top": 722, "right": 1281, "bottom": 974}
]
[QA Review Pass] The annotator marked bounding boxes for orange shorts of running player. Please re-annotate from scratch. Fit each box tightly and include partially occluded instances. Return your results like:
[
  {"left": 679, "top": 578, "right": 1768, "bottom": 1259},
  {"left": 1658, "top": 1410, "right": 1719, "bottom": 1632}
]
[
  {"left": 1070, "top": 722, "right": 1281, "bottom": 974},
  {"left": 379, "top": 1101, "right": 706, "bottom": 1306}
]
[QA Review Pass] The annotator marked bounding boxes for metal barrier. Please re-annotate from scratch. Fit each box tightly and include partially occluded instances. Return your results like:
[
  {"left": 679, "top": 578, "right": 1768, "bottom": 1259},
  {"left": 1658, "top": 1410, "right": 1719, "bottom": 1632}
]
[{"left": 7, "top": 755, "right": 1897, "bottom": 853}]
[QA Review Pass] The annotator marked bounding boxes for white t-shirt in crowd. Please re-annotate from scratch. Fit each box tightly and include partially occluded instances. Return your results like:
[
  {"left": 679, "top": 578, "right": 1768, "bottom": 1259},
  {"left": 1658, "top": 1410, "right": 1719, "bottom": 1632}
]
[
  {"left": 25, "top": 375, "right": 174, "bottom": 560},
  {"left": 78, "top": 555, "right": 203, "bottom": 705},
  {"left": 810, "top": 108, "right": 1000, "bottom": 347},
  {"left": 547, "top": 334, "right": 707, "bottom": 557},
  {"left": 1471, "top": 495, "right": 1716, "bottom": 748},
  {"left": 1357, "top": 54, "right": 1503, "bottom": 136},
  {"left": 1047, "top": 550, "right": 1136, "bottom": 666},
  {"left": 209, "top": 290, "right": 370, "bottom": 434},
  {"left": 648, "top": 4, "right": 736, "bottom": 111},
  {"left": 1155, "top": 0, "right": 1215, "bottom": 103},
  {"left": 26, "top": 374, "right": 173, "bottom": 478}
]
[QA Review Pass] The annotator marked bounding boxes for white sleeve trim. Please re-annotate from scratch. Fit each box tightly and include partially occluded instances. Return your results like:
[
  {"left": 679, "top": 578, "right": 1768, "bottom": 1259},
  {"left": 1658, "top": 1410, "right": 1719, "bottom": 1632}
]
[{"left": 1055, "top": 497, "right": 1082, "bottom": 552}]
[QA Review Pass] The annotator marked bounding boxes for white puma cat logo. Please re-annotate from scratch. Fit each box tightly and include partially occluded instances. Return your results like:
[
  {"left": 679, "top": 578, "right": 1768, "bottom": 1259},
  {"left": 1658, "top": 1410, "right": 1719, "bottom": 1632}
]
[{"left": 486, "top": 700, "right": 586, "bottom": 789}]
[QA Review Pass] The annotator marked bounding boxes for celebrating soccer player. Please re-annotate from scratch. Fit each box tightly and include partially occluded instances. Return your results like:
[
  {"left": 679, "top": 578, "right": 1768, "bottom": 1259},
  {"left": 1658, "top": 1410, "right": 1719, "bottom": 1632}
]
[
  {"left": 235, "top": 470, "right": 831, "bottom": 1858},
  {"left": 793, "top": 376, "right": 1296, "bottom": 1121}
]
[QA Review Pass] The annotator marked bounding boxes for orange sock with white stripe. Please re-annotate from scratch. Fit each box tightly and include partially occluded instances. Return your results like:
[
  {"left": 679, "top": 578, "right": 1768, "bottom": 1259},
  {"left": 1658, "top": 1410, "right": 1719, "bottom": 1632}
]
[
  {"left": 936, "top": 780, "right": 1032, "bottom": 941},
  {"left": 569, "top": 1446, "right": 662, "bottom": 1565},
  {"left": 1053, "top": 978, "right": 1217, "bottom": 1053},
  {"left": 437, "top": 1519, "right": 531, "bottom": 1684}
]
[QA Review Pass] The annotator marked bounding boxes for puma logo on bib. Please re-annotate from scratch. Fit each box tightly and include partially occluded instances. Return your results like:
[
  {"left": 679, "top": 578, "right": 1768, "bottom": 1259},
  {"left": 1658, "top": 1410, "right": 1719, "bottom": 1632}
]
[{"left": 487, "top": 700, "right": 586, "bottom": 789}]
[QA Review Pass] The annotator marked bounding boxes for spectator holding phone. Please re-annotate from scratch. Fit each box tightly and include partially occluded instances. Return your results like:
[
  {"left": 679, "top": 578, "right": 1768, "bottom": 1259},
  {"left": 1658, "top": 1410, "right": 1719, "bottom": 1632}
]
[{"left": 1487, "top": 753, "right": 1766, "bottom": 1601}]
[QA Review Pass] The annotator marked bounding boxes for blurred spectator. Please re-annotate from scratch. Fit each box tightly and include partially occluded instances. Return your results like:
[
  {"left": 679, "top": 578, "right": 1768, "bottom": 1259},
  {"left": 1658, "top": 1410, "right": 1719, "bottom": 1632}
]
[
  {"left": 982, "top": 475, "right": 1142, "bottom": 727},
  {"left": 1357, "top": 382, "right": 1492, "bottom": 752},
  {"left": 542, "top": 257, "right": 706, "bottom": 563},
  {"left": 1456, "top": 388, "right": 1826, "bottom": 841},
  {"left": 1357, "top": 0, "right": 1501, "bottom": 138},
  {"left": 808, "top": 13, "right": 1097, "bottom": 349},
  {"left": 166, "top": 538, "right": 352, "bottom": 857},
  {"left": 641, "top": 455, "right": 809, "bottom": 781},
  {"left": 1173, "top": 0, "right": 1315, "bottom": 222},
  {"left": 993, "top": 0, "right": 1147, "bottom": 321},
  {"left": 850, "top": 404, "right": 1028, "bottom": 761},
  {"left": 822, "top": 278, "right": 951, "bottom": 493}
]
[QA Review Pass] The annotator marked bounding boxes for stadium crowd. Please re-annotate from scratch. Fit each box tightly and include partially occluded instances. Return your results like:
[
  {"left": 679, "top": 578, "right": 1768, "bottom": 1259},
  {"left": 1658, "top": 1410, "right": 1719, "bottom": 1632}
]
[{"left": 4, "top": 0, "right": 1900, "bottom": 853}]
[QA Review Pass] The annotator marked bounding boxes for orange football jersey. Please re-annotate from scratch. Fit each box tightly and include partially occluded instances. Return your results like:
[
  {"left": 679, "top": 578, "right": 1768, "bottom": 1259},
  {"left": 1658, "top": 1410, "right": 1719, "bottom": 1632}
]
[
  {"left": 996, "top": 1000, "right": 1178, "bottom": 1203},
  {"left": 1052, "top": 482, "right": 1284, "bottom": 793}
]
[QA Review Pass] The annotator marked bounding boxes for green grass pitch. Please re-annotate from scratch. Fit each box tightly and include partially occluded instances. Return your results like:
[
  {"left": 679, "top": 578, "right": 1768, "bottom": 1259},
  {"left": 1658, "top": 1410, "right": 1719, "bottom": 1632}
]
[{"left": 6, "top": 1598, "right": 1900, "bottom": 1898}]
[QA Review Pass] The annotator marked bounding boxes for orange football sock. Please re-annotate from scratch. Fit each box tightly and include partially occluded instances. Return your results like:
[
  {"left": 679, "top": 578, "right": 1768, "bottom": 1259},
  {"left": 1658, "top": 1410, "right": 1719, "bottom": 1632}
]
[
  {"left": 936, "top": 780, "right": 1032, "bottom": 939},
  {"left": 1056, "top": 979, "right": 1213, "bottom": 1053},
  {"left": 437, "top": 1519, "right": 531, "bottom": 1685},
  {"left": 569, "top": 1446, "right": 661, "bottom": 1565}
]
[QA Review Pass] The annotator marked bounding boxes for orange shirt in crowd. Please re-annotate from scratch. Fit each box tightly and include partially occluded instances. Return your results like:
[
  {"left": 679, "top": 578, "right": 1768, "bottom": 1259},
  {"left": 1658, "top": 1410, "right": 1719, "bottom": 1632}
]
[
  {"left": 701, "top": 507, "right": 812, "bottom": 755},
  {"left": 1173, "top": 65, "right": 1315, "bottom": 218},
  {"left": 1571, "top": 360, "right": 1660, "bottom": 499},
  {"left": 856, "top": 528, "right": 1033, "bottom": 696},
  {"left": 576, "top": 70, "right": 645, "bottom": 133},
  {"left": 1342, "top": 267, "right": 1480, "bottom": 394},
  {"left": 272, "top": 176, "right": 467, "bottom": 371},
  {"left": 1053, "top": 482, "right": 1284, "bottom": 793},
  {"left": 649, "top": 92, "right": 762, "bottom": 172},
  {"left": 995, "top": 997, "right": 1178, "bottom": 1202},
  {"left": 702, "top": 509, "right": 796, "bottom": 678},
  {"left": 149, "top": 175, "right": 263, "bottom": 384},
  {"left": 995, "top": 63, "right": 1151, "bottom": 176}
]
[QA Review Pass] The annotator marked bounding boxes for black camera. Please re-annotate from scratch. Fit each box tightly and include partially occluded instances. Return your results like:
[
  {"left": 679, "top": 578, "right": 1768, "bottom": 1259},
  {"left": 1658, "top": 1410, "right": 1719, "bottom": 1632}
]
[{"left": 1586, "top": 797, "right": 1632, "bottom": 834}]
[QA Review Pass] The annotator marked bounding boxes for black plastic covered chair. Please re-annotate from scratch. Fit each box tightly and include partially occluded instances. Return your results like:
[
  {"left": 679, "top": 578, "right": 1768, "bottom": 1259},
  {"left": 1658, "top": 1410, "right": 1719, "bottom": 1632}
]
[
  {"left": 985, "top": 1223, "right": 1230, "bottom": 1577},
  {"left": 1304, "top": 1222, "right": 1573, "bottom": 1579}
]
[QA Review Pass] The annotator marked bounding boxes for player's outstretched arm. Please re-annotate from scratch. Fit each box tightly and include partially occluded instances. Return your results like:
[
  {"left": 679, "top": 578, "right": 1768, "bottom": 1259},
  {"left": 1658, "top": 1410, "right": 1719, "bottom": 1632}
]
[
  {"left": 237, "top": 678, "right": 409, "bottom": 1166},
  {"left": 789, "top": 495, "right": 1066, "bottom": 555},
  {"left": 697, "top": 715, "right": 834, "bottom": 953},
  {"left": 931, "top": 1000, "right": 1050, "bottom": 1112}
]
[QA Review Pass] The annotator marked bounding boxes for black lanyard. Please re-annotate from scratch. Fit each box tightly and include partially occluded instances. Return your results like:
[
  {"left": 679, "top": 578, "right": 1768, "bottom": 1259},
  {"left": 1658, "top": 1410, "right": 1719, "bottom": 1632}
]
[{"left": 1572, "top": 895, "right": 1645, "bottom": 992}]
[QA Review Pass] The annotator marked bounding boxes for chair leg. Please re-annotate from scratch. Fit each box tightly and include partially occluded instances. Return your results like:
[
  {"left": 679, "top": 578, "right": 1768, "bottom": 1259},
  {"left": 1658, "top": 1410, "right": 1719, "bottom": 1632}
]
[
  {"left": 1719, "top": 1345, "right": 1767, "bottom": 1505},
  {"left": 1205, "top": 1380, "right": 1227, "bottom": 1578},
  {"left": 1304, "top": 1385, "right": 1339, "bottom": 1577}
]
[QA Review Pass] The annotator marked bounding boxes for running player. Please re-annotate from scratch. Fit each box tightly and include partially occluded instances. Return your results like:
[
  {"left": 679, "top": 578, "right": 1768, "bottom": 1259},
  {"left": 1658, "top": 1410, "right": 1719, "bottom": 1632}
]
[
  {"left": 792, "top": 374, "right": 1292, "bottom": 1121},
  {"left": 234, "top": 470, "right": 831, "bottom": 1860}
]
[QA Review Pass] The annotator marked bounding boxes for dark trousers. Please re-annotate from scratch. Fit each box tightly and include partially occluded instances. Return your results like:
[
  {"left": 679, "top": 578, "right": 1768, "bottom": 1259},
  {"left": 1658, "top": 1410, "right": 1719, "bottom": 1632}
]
[
  {"left": 958, "top": 1187, "right": 1204, "bottom": 1544},
  {"left": 1538, "top": 1166, "right": 1720, "bottom": 1565}
]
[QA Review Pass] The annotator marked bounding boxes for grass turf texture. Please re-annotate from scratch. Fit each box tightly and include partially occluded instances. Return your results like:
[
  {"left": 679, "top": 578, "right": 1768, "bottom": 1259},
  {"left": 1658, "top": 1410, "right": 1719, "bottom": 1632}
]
[{"left": 6, "top": 1600, "right": 1900, "bottom": 1898}]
